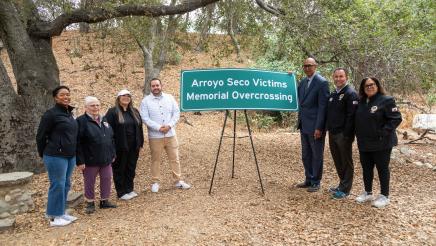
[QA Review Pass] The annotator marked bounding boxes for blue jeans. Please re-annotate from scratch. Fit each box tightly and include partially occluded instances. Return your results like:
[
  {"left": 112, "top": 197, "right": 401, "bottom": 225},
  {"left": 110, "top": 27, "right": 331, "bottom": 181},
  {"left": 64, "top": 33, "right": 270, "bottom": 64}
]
[{"left": 43, "top": 155, "right": 76, "bottom": 217}]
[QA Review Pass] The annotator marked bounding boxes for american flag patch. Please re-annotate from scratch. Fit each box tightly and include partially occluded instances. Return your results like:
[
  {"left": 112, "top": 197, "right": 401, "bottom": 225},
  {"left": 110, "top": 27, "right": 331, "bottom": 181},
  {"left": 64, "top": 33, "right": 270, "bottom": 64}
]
[
  {"left": 352, "top": 101, "right": 358, "bottom": 105},
  {"left": 392, "top": 107, "right": 398, "bottom": 112}
]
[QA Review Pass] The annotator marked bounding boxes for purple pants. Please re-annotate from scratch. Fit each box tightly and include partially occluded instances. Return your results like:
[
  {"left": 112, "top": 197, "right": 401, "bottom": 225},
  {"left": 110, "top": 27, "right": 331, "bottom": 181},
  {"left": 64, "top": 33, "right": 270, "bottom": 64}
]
[{"left": 83, "top": 164, "right": 112, "bottom": 200}]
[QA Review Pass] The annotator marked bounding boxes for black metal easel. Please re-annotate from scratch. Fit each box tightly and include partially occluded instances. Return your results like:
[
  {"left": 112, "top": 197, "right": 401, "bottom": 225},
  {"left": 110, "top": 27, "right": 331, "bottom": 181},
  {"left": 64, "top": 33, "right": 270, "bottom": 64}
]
[{"left": 209, "top": 110, "right": 265, "bottom": 195}]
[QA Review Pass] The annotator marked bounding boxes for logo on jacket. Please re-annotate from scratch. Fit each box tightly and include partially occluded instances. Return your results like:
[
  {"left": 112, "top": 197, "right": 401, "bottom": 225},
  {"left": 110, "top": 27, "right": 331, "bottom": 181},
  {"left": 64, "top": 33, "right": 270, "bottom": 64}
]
[
  {"left": 329, "top": 98, "right": 333, "bottom": 102},
  {"left": 103, "top": 122, "right": 110, "bottom": 128},
  {"left": 370, "top": 106, "right": 378, "bottom": 113},
  {"left": 339, "top": 94, "right": 344, "bottom": 100},
  {"left": 392, "top": 107, "right": 398, "bottom": 112}
]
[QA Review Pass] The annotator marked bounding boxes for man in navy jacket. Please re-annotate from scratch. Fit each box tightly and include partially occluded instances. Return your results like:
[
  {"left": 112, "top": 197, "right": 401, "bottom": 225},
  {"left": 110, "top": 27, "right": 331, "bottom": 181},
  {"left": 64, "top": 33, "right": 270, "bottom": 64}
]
[
  {"left": 326, "top": 68, "right": 359, "bottom": 199},
  {"left": 296, "top": 58, "right": 330, "bottom": 192}
]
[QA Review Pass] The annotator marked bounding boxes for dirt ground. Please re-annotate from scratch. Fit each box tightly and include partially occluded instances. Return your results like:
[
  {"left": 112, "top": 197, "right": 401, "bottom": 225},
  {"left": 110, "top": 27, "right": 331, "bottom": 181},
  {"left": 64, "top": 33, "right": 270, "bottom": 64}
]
[{"left": 0, "top": 32, "right": 435, "bottom": 245}]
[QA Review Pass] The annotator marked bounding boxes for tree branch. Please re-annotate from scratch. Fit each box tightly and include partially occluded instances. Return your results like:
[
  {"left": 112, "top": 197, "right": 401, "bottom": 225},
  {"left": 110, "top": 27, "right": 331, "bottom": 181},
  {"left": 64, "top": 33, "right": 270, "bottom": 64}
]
[
  {"left": 29, "top": 0, "right": 220, "bottom": 38},
  {"left": 254, "top": 0, "right": 285, "bottom": 16}
]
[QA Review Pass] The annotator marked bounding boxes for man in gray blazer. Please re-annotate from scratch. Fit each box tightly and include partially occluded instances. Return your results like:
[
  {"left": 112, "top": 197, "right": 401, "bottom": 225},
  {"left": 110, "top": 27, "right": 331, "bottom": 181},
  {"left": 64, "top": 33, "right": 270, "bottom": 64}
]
[{"left": 295, "top": 58, "right": 330, "bottom": 192}]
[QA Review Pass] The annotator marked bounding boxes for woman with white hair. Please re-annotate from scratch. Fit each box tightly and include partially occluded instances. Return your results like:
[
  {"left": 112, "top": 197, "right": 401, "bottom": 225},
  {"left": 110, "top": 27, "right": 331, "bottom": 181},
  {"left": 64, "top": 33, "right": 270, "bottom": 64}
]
[
  {"left": 76, "top": 96, "right": 117, "bottom": 214},
  {"left": 105, "top": 89, "right": 144, "bottom": 200}
]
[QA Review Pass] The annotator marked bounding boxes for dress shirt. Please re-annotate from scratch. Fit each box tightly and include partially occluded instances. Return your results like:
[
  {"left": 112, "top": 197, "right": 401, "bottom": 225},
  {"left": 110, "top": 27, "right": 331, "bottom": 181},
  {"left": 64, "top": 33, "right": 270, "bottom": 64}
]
[
  {"left": 140, "top": 92, "right": 180, "bottom": 139},
  {"left": 306, "top": 74, "right": 315, "bottom": 88}
]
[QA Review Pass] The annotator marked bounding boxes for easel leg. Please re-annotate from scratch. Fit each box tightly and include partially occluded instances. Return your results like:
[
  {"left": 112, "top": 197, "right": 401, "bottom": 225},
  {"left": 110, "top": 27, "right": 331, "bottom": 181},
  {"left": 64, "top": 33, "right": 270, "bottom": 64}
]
[
  {"left": 232, "top": 110, "right": 236, "bottom": 178},
  {"left": 244, "top": 110, "right": 265, "bottom": 194},
  {"left": 209, "top": 110, "right": 229, "bottom": 195}
]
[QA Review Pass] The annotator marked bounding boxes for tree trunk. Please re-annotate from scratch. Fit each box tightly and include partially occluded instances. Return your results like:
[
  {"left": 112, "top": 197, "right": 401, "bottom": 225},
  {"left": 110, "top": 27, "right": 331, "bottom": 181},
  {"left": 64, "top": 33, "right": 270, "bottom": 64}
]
[
  {"left": 0, "top": 1, "right": 58, "bottom": 173},
  {"left": 227, "top": 5, "right": 242, "bottom": 62},
  {"left": 139, "top": 0, "right": 180, "bottom": 95},
  {"left": 134, "top": 19, "right": 159, "bottom": 95},
  {"left": 195, "top": 3, "right": 215, "bottom": 51}
]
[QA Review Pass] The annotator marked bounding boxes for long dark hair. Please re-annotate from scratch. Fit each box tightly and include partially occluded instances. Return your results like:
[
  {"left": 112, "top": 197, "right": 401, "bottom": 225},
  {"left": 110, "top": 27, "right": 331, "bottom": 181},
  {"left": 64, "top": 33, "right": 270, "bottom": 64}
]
[
  {"left": 114, "top": 96, "right": 141, "bottom": 124},
  {"left": 358, "top": 77, "right": 386, "bottom": 99}
]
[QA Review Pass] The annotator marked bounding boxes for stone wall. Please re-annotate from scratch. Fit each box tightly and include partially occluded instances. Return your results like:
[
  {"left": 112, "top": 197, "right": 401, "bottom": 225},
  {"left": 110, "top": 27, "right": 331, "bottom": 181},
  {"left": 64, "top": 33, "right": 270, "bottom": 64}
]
[{"left": 0, "top": 172, "right": 34, "bottom": 230}]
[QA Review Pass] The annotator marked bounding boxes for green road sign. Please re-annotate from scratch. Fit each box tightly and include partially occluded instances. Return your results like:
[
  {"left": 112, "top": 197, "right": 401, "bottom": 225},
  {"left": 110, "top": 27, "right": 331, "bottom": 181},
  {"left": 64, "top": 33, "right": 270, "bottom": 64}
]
[{"left": 180, "top": 68, "right": 298, "bottom": 111}]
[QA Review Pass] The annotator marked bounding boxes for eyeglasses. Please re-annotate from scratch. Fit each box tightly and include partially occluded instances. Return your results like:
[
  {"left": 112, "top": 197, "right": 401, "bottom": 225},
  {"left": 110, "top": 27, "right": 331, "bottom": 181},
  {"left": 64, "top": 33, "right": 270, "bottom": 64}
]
[
  {"left": 302, "top": 64, "right": 316, "bottom": 68},
  {"left": 365, "top": 83, "right": 376, "bottom": 89}
]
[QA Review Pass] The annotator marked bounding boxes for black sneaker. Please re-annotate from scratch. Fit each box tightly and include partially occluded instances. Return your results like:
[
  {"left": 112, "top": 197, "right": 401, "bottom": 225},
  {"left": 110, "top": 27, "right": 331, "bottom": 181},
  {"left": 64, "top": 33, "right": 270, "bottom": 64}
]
[
  {"left": 85, "top": 202, "right": 95, "bottom": 214},
  {"left": 307, "top": 184, "right": 320, "bottom": 192},
  {"left": 99, "top": 200, "right": 117, "bottom": 209},
  {"left": 295, "top": 181, "right": 310, "bottom": 188}
]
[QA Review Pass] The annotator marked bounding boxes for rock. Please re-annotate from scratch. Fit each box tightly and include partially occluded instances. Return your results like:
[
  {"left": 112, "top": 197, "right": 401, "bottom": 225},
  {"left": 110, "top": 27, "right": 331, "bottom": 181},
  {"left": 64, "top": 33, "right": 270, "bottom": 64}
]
[
  {"left": 17, "top": 193, "right": 31, "bottom": 202},
  {"left": 413, "top": 161, "right": 424, "bottom": 167},
  {"left": 0, "top": 212, "right": 10, "bottom": 219},
  {"left": 424, "top": 163, "right": 433, "bottom": 169},
  {"left": 9, "top": 189, "right": 22, "bottom": 195},
  {"left": 400, "top": 147, "right": 411, "bottom": 156},
  {"left": 67, "top": 192, "right": 83, "bottom": 208},
  {"left": 396, "top": 159, "right": 406, "bottom": 165},
  {"left": 4, "top": 195, "right": 11, "bottom": 202},
  {"left": 412, "top": 114, "right": 436, "bottom": 131},
  {"left": 0, "top": 172, "right": 33, "bottom": 187},
  {"left": 0, "top": 200, "right": 10, "bottom": 214},
  {"left": 0, "top": 218, "right": 15, "bottom": 231}
]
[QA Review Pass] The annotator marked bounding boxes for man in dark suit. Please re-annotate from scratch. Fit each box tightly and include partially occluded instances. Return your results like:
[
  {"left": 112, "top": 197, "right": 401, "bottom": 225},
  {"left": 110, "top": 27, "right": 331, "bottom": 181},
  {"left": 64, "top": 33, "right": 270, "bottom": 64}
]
[{"left": 296, "top": 58, "right": 330, "bottom": 192}]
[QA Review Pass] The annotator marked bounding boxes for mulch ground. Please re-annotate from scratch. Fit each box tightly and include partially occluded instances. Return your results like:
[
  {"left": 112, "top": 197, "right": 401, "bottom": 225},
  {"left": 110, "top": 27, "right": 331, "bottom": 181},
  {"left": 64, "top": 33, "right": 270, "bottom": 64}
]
[{"left": 1, "top": 113, "right": 435, "bottom": 245}]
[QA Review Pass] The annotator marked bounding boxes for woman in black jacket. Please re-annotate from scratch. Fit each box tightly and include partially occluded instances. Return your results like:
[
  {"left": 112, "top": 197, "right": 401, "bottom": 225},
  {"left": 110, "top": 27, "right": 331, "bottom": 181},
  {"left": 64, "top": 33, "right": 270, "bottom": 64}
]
[
  {"left": 36, "top": 85, "right": 78, "bottom": 227},
  {"left": 105, "top": 89, "right": 144, "bottom": 200},
  {"left": 77, "top": 96, "right": 117, "bottom": 214},
  {"left": 354, "top": 77, "right": 402, "bottom": 208}
]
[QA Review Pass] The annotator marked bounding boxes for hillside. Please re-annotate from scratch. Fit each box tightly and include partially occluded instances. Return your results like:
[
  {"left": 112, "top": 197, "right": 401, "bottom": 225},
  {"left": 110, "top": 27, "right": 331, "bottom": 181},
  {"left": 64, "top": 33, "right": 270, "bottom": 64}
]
[{"left": 0, "top": 31, "right": 435, "bottom": 245}]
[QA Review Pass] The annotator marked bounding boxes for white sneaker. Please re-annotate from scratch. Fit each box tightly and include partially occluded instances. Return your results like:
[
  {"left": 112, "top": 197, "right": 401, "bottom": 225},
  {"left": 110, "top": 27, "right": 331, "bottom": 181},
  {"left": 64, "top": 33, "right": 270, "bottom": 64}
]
[
  {"left": 62, "top": 214, "right": 77, "bottom": 222},
  {"left": 175, "top": 180, "right": 191, "bottom": 189},
  {"left": 355, "top": 191, "right": 374, "bottom": 203},
  {"left": 50, "top": 217, "right": 72, "bottom": 227},
  {"left": 128, "top": 191, "right": 138, "bottom": 198},
  {"left": 372, "top": 195, "right": 390, "bottom": 208},
  {"left": 120, "top": 193, "right": 134, "bottom": 200},
  {"left": 151, "top": 183, "right": 160, "bottom": 193}
]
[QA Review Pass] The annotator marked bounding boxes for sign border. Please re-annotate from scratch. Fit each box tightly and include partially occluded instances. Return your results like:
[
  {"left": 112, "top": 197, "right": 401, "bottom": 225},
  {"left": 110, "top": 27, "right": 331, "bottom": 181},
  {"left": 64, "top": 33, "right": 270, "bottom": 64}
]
[{"left": 180, "top": 68, "right": 299, "bottom": 112}]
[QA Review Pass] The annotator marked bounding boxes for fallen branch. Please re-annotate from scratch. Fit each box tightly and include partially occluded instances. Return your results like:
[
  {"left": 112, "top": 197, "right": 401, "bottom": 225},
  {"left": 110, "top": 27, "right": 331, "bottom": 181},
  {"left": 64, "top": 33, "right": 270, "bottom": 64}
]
[
  {"left": 396, "top": 100, "right": 429, "bottom": 113},
  {"left": 180, "top": 115, "right": 194, "bottom": 126},
  {"left": 406, "top": 129, "right": 436, "bottom": 144}
]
